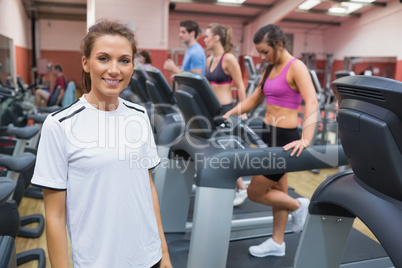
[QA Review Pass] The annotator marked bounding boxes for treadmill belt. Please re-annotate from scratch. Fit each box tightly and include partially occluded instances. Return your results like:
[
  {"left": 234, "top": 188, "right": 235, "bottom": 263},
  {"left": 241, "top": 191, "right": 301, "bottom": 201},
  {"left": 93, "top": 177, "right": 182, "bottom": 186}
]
[
  {"left": 166, "top": 229, "right": 388, "bottom": 268},
  {"left": 187, "top": 188, "right": 300, "bottom": 221},
  {"left": 173, "top": 188, "right": 388, "bottom": 267}
]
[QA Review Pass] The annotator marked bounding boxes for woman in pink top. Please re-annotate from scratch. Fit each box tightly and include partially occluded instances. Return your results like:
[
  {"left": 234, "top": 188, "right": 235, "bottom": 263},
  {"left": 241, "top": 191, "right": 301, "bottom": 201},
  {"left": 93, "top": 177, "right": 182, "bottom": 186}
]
[{"left": 224, "top": 24, "right": 318, "bottom": 258}]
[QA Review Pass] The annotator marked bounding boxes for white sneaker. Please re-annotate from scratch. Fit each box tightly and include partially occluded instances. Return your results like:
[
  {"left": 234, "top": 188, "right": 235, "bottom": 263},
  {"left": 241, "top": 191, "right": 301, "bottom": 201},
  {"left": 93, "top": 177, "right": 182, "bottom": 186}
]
[
  {"left": 249, "top": 238, "right": 285, "bottom": 257},
  {"left": 291, "top": 197, "right": 310, "bottom": 233},
  {"left": 233, "top": 189, "right": 247, "bottom": 206}
]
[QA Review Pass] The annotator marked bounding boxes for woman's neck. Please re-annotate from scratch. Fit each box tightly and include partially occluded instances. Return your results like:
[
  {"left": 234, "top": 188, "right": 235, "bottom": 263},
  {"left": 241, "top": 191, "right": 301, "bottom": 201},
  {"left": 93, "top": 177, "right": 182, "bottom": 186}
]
[
  {"left": 212, "top": 45, "right": 224, "bottom": 58},
  {"left": 85, "top": 92, "right": 119, "bottom": 111},
  {"left": 274, "top": 50, "right": 293, "bottom": 67}
]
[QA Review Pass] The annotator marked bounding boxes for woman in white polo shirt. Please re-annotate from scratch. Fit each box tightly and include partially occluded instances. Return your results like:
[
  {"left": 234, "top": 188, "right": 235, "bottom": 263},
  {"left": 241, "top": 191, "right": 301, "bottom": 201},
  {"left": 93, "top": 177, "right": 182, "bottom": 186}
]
[{"left": 32, "top": 19, "right": 172, "bottom": 268}]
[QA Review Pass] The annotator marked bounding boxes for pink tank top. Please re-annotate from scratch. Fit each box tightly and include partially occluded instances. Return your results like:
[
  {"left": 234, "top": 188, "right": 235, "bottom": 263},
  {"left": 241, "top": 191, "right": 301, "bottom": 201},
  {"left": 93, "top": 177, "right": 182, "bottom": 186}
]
[{"left": 263, "top": 58, "right": 302, "bottom": 110}]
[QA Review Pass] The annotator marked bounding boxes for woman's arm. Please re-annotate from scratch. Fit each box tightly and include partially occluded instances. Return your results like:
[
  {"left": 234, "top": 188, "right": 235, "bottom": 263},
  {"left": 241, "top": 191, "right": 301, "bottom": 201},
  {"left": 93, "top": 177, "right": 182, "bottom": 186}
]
[
  {"left": 224, "top": 54, "right": 246, "bottom": 102},
  {"left": 223, "top": 81, "right": 265, "bottom": 119},
  {"left": 205, "top": 56, "right": 212, "bottom": 75},
  {"left": 43, "top": 189, "right": 69, "bottom": 268},
  {"left": 149, "top": 170, "right": 172, "bottom": 268},
  {"left": 283, "top": 60, "right": 318, "bottom": 157}
]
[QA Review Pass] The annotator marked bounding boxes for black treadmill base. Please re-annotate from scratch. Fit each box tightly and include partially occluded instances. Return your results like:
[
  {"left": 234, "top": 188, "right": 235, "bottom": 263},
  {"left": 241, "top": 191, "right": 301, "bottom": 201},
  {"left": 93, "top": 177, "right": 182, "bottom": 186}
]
[{"left": 166, "top": 229, "right": 387, "bottom": 268}]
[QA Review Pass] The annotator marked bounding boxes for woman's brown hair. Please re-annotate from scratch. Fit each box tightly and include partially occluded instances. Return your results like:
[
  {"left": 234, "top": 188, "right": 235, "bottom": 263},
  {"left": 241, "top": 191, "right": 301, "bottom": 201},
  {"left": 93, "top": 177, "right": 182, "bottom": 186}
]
[
  {"left": 208, "top": 23, "right": 234, "bottom": 54},
  {"left": 253, "top": 24, "right": 288, "bottom": 89},
  {"left": 80, "top": 19, "right": 137, "bottom": 92}
]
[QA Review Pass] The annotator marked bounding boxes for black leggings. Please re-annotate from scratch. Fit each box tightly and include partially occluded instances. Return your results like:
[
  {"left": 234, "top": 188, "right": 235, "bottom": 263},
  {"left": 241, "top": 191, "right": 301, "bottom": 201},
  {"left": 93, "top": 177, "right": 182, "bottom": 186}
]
[
  {"left": 150, "top": 260, "right": 160, "bottom": 268},
  {"left": 261, "top": 123, "right": 301, "bottom": 181},
  {"left": 221, "top": 103, "right": 235, "bottom": 115}
]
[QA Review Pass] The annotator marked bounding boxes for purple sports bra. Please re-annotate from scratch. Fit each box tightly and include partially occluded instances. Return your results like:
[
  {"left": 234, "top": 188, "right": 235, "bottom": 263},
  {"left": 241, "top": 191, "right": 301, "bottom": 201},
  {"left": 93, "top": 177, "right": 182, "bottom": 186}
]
[
  {"left": 205, "top": 53, "right": 233, "bottom": 85},
  {"left": 263, "top": 58, "right": 302, "bottom": 110}
]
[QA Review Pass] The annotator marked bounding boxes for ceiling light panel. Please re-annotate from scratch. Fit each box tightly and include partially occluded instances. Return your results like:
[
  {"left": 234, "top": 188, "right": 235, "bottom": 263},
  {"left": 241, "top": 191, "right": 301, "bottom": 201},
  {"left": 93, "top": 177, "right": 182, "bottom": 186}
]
[
  {"left": 329, "top": 6, "right": 347, "bottom": 13},
  {"left": 217, "top": 0, "right": 246, "bottom": 4},
  {"left": 350, "top": 0, "right": 375, "bottom": 3},
  {"left": 298, "top": 0, "right": 321, "bottom": 10},
  {"left": 341, "top": 2, "right": 363, "bottom": 13}
]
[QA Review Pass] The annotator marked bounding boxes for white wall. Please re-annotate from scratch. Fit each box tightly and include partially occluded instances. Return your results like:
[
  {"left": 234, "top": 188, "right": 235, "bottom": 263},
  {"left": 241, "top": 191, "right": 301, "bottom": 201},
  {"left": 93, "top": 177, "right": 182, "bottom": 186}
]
[
  {"left": 291, "top": 30, "right": 325, "bottom": 60},
  {"left": 324, "top": 0, "right": 402, "bottom": 60},
  {"left": 39, "top": 20, "right": 86, "bottom": 51},
  {"left": 242, "top": 0, "right": 306, "bottom": 57},
  {"left": 91, "top": 0, "right": 169, "bottom": 50},
  {"left": 241, "top": 0, "right": 402, "bottom": 61},
  {"left": 243, "top": 23, "right": 325, "bottom": 59},
  {"left": 0, "top": 0, "right": 30, "bottom": 48},
  {"left": 167, "top": 13, "right": 325, "bottom": 60}
]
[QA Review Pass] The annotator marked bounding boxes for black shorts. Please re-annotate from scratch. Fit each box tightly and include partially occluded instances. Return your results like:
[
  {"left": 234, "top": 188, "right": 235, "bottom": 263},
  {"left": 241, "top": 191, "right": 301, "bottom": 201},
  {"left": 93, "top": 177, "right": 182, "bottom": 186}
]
[
  {"left": 221, "top": 103, "right": 235, "bottom": 115},
  {"left": 150, "top": 260, "right": 160, "bottom": 268},
  {"left": 261, "top": 123, "right": 301, "bottom": 182}
]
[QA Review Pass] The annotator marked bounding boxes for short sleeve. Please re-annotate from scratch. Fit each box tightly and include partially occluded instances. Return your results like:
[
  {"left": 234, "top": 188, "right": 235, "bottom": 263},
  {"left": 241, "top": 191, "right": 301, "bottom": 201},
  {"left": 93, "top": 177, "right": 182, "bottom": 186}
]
[
  {"left": 55, "top": 76, "right": 66, "bottom": 91},
  {"left": 31, "top": 115, "right": 68, "bottom": 190},
  {"left": 189, "top": 51, "right": 205, "bottom": 71},
  {"left": 143, "top": 112, "right": 160, "bottom": 170}
]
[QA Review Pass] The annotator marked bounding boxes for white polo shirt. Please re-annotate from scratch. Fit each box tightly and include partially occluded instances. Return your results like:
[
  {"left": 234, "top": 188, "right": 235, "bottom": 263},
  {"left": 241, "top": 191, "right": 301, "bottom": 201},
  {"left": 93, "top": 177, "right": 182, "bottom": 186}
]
[{"left": 32, "top": 96, "right": 161, "bottom": 268}]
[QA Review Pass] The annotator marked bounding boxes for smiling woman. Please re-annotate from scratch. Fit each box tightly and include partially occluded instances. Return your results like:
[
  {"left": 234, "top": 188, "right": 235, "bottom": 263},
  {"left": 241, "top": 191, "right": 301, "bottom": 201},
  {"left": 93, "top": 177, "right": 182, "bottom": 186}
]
[
  {"left": 82, "top": 34, "right": 134, "bottom": 110},
  {"left": 31, "top": 19, "right": 172, "bottom": 268},
  {"left": 80, "top": 19, "right": 137, "bottom": 110}
]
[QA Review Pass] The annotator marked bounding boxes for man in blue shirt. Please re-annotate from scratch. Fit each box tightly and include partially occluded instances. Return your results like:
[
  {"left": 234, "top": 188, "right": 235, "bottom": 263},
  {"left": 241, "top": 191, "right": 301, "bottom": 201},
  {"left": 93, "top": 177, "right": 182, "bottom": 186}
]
[{"left": 164, "top": 20, "right": 206, "bottom": 75}]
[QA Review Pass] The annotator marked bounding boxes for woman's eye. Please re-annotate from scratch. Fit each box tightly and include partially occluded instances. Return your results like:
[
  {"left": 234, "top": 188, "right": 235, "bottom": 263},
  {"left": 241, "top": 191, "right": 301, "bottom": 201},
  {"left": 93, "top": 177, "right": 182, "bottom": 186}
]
[
  {"left": 98, "top": 56, "right": 108, "bottom": 62},
  {"left": 121, "top": 59, "right": 131, "bottom": 64}
]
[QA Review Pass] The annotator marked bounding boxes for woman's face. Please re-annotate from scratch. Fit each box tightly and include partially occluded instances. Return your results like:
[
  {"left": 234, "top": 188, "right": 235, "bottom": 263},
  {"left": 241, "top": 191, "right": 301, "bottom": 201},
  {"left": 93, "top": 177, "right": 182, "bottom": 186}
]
[
  {"left": 82, "top": 34, "right": 134, "bottom": 100},
  {"left": 255, "top": 42, "right": 276, "bottom": 65},
  {"left": 204, "top": 28, "right": 215, "bottom": 50}
]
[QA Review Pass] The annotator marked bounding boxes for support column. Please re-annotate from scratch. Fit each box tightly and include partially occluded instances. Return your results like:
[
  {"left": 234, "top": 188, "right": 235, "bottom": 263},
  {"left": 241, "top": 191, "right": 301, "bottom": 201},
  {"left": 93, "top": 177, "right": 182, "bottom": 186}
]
[{"left": 86, "top": 0, "right": 169, "bottom": 73}]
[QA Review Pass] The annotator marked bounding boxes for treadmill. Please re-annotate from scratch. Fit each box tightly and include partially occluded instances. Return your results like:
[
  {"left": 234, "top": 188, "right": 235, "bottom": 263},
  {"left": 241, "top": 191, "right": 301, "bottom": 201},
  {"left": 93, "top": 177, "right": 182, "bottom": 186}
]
[
  {"left": 294, "top": 75, "right": 400, "bottom": 267},
  {"left": 130, "top": 66, "right": 154, "bottom": 115},
  {"left": 243, "top": 56, "right": 260, "bottom": 99},
  {"left": 141, "top": 67, "right": 186, "bottom": 225},
  {"left": 167, "top": 71, "right": 350, "bottom": 268},
  {"left": 243, "top": 56, "right": 265, "bottom": 118}
]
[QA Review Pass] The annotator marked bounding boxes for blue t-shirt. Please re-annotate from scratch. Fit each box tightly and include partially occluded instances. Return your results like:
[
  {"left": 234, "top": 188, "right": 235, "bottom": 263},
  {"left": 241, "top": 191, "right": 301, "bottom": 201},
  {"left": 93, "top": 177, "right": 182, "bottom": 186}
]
[{"left": 182, "top": 42, "right": 206, "bottom": 76}]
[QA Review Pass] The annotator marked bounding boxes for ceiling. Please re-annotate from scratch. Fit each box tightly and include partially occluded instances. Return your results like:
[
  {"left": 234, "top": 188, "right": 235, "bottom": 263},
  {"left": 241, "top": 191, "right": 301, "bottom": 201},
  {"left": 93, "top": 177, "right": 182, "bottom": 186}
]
[{"left": 21, "top": 0, "right": 390, "bottom": 31}]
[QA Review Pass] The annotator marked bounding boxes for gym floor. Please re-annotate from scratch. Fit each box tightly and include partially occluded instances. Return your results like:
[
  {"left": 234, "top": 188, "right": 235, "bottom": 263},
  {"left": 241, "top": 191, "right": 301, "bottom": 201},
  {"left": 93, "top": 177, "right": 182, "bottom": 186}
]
[{"left": 15, "top": 168, "right": 378, "bottom": 268}]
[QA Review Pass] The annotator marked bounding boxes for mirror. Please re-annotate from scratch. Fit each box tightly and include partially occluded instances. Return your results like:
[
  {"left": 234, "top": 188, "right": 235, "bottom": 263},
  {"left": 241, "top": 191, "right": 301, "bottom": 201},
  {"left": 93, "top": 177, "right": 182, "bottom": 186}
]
[
  {"left": 0, "top": 34, "right": 13, "bottom": 85},
  {"left": 343, "top": 56, "right": 397, "bottom": 79}
]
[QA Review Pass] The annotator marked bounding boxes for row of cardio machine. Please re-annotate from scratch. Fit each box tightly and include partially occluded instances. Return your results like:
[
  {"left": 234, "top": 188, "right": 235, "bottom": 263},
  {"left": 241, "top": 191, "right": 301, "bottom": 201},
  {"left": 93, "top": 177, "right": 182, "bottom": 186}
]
[
  {"left": 130, "top": 65, "right": 400, "bottom": 268},
  {"left": 0, "top": 81, "right": 48, "bottom": 267}
]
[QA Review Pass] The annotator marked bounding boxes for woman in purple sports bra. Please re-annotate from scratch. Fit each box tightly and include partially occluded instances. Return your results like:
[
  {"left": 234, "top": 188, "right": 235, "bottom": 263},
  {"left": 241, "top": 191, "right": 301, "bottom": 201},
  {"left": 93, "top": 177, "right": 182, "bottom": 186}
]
[
  {"left": 224, "top": 24, "right": 318, "bottom": 258},
  {"left": 204, "top": 23, "right": 247, "bottom": 114},
  {"left": 204, "top": 23, "right": 249, "bottom": 206}
]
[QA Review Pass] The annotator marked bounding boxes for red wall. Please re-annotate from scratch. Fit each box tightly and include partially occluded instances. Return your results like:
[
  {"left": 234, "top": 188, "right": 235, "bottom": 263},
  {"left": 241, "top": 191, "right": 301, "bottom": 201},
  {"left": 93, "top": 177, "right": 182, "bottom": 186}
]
[
  {"left": 40, "top": 50, "right": 82, "bottom": 91},
  {"left": 239, "top": 55, "right": 261, "bottom": 85},
  {"left": 395, "top": 60, "right": 402, "bottom": 82},
  {"left": 144, "top": 49, "right": 170, "bottom": 83},
  {"left": 15, "top": 46, "right": 32, "bottom": 85},
  {"left": 31, "top": 49, "right": 402, "bottom": 97},
  {"left": 37, "top": 49, "right": 171, "bottom": 92},
  {"left": 354, "top": 62, "right": 396, "bottom": 79},
  {"left": 332, "top": 60, "right": 344, "bottom": 82},
  {"left": 39, "top": 49, "right": 173, "bottom": 92}
]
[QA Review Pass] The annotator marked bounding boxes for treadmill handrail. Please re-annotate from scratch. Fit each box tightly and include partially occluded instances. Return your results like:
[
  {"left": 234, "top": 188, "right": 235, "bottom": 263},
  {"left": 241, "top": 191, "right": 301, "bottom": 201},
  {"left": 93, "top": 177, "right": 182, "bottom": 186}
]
[{"left": 169, "top": 136, "right": 347, "bottom": 188}]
